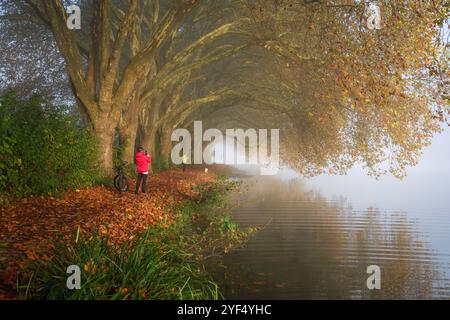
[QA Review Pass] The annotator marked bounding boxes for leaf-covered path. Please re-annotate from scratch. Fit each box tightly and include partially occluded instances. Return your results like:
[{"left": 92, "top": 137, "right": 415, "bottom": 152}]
[{"left": 0, "top": 169, "right": 215, "bottom": 299}]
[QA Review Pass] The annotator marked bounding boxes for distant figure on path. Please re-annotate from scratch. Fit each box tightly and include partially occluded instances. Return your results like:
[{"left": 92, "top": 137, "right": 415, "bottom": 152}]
[
  {"left": 135, "top": 146, "right": 151, "bottom": 194},
  {"left": 181, "top": 154, "right": 188, "bottom": 172}
]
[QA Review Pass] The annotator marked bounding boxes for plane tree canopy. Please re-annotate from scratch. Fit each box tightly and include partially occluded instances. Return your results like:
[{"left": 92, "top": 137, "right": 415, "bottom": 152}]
[{"left": 1, "top": 0, "right": 448, "bottom": 177}]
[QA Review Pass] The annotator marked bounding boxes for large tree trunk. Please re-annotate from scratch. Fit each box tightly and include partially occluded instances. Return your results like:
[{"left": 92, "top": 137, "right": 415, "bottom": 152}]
[
  {"left": 119, "top": 127, "right": 137, "bottom": 165},
  {"left": 91, "top": 109, "right": 117, "bottom": 176},
  {"left": 139, "top": 100, "right": 160, "bottom": 160},
  {"left": 118, "top": 116, "right": 138, "bottom": 164},
  {"left": 94, "top": 127, "right": 115, "bottom": 176},
  {"left": 159, "top": 126, "right": 173, "bottom": 168},
  {"left": 141, "top": 127, "right": 157, "bottom": 159}
]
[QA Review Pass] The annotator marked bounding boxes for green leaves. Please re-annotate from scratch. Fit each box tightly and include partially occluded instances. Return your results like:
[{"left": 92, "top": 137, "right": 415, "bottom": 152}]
[{"left": 0, "top": 92, "right": 100, "bottom": 198}]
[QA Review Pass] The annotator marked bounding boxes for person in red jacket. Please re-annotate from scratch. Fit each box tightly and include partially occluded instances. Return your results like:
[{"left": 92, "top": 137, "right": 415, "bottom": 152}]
[{"left": 135, "top": 146, "right": 152, "bottom": 194}]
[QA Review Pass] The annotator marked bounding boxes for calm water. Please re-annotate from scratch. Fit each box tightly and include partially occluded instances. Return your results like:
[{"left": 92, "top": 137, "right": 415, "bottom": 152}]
[{"left": 214, "top": 130, "right": 450, "bottom": 299}]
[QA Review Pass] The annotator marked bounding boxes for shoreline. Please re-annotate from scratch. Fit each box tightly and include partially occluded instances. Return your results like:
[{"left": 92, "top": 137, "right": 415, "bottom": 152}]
[{"left": 0, "top": 168, "right": 251, "bottom": 299}]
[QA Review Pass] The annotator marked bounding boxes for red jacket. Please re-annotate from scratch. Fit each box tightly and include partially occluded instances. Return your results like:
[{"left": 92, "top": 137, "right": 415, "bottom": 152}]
[{"left": 135, "top": 151, "right": 151, "bottom": 173}]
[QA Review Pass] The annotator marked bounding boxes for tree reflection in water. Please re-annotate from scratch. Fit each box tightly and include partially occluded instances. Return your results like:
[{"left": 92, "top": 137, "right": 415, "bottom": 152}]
[{"left": 214, "top": 175, "right": 448, "bottom": 299}]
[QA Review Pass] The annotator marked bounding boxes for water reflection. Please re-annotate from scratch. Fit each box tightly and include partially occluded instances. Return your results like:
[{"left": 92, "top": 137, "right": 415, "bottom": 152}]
[{"left": 216, "top": 175, "right": 450, "bottom": 299}]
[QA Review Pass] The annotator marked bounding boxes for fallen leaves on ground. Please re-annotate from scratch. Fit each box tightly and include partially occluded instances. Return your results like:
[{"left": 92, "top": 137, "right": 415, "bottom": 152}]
[{"left": 0, "top": 168, "right": 214, "bottom": 299}]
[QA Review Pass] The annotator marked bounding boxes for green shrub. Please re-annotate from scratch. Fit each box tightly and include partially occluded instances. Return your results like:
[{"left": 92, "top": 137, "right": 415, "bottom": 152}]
[{"left": 0, "top": 92, "right": 100, "bottom": 198}]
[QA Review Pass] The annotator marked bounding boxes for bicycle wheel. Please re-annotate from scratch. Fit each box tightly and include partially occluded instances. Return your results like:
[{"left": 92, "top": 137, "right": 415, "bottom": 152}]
[
  {"left": 113, "top": 174, "right": 120, "bottom": 191},
  {"left": 114, "top": 175, "right": 129, "bottom": 192}
]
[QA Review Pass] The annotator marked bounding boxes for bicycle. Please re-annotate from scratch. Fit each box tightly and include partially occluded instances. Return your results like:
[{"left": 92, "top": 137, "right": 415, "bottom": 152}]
[{"left": 113, "top": 161, "right": 129, "bottom": 193}]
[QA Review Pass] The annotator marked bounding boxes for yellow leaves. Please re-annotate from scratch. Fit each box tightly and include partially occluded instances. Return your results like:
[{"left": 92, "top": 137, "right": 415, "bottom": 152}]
[
  {"left": 99, "top": 225, "right": 108, "bottom": 236},
  {"left": 342, "top": 88, "right": 350, "bottom": 98},
  {"left": 83, "top": 258, "right": 97, "bottom": 274},
  {"left": 139, "top": 289, "right": 149, "bottom": 298}
]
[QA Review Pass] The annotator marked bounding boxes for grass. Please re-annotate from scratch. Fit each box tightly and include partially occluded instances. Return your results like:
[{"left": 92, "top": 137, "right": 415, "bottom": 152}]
[{"left": 17, "top": 176, "right": 255, "bottom": 300}]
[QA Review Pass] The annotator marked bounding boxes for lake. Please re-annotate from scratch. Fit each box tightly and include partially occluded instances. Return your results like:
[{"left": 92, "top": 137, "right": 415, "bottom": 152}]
[{"left": 214, "top": 129, "right": 450, "bottom": 299}]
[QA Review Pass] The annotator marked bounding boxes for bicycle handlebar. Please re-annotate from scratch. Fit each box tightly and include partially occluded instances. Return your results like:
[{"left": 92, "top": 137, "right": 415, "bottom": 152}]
[{"left": 113, "top": 161, "right": 128, "bottom": 169}]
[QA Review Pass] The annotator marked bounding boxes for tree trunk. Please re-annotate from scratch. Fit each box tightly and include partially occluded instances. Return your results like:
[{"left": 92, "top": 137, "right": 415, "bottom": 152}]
[
  {"left": 119, "top": 120, "right": 138, "bottom": 165},
  {"left": 159, "top": 126, "right": 173, "bottom": 168},
  {"left": 141, "top": 127, "right": 157, "bottom": 159},
  {"left": 94, "top": 127, "right": 115, "bottom": 176}
]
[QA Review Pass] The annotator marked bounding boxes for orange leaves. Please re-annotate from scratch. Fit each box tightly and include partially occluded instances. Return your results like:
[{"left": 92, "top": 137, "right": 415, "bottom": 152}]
[
  {"left": 0, "top": 168, "right": 215, "bottom": 298},
  {"left": 99, "top": 225, "right": 108, "bottom": 236},
  {"left": 25, "top": 249, "right": 38, "bottom": 261}
]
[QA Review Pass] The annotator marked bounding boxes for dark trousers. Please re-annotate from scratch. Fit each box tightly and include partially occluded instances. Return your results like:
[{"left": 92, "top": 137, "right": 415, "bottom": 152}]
[{"left": 135, "top": 173, "right": 148, "bottom": 193}]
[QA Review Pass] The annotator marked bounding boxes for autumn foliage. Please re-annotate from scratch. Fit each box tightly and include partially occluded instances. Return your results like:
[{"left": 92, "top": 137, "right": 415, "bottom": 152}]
[{"left": 0, "top": 168, "right": 215, "bottom": 299}]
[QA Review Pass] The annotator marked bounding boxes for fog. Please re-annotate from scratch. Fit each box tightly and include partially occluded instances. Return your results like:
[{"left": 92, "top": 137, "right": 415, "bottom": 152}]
[
  {"left": 304, "top": 128, "right": 450, "bottom": 213},
  {"left": 222, "top": 128, "right": 450, "bottom": 213}
]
